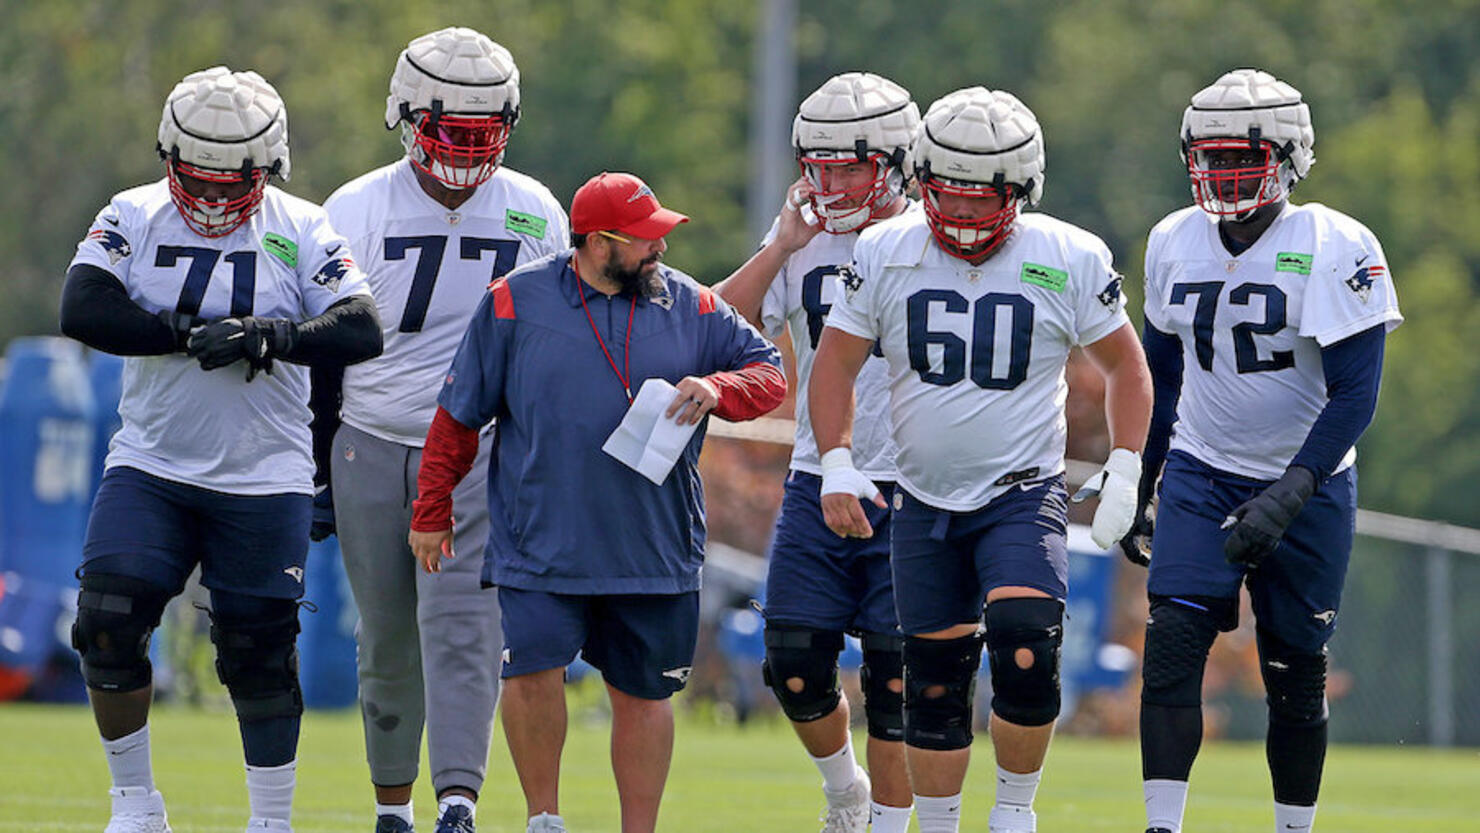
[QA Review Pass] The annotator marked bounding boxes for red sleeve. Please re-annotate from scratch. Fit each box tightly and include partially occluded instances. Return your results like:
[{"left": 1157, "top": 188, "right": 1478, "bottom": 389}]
[
  {"left": 707, "top": 361, "right": 787, "bottom": 422},
  {"left": 410, "top": 406, "right": 481, "bottom": 532}
]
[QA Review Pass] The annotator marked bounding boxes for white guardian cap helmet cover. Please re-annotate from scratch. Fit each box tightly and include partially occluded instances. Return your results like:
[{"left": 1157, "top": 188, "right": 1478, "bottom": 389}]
[
  {"left": 386, "top": 27, "right": 521, "bottom": 189},
  {"left": 157, "top": 66, "right": 289, "bottom": 237},
  {"left": 792, "top": 72, "right": 920, "bottom": 233},
  {"left": 1181, "top": 68, "right": 1315, "bottom": 219}
]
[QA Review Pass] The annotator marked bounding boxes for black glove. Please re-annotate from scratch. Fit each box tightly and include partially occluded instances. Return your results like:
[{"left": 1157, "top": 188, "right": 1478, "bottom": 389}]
[
  {"left": 156, "top": 309, "right": 204, "bottom": 353},
  {"left": 309, "top": 484, "right": 336, "bottom": 542},
  {"left": 186, "top": 316, "right": 298, "bottom": 381},
  {"left": 1222, "top": 465, "right": 1317, "bottom": 569},
  {"left": 1118, "top": 504, "right": 1153, "bottom": 567}
]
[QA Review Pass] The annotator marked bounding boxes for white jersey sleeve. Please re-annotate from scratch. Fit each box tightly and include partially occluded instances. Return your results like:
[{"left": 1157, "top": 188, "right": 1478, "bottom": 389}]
[
  {"left": 68, "top": 181, "right": 371, "bottom": 495},
  {"left": 328, "top": 161, "right": 570, "bottom": 446},
  {"left": 1298, "top": 220, "right": 1402, "bottom": 346}
]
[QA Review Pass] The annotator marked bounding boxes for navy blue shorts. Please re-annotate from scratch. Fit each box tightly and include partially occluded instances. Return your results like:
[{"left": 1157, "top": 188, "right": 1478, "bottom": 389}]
[
  {"left": 764, "top": 471, "right": 898, "bottom": 635},
  {"left": 1148, "top": 451, "right": 1356, "bottom": 652},
  {"left": 498, "top": 587, "right": 700, "bottom": 700},
  {"left": 890, "top": 477, "right": 1069, "bottom": 635},
  {"left": 81, "top": 466, "right": 312, "bottom": 600}
]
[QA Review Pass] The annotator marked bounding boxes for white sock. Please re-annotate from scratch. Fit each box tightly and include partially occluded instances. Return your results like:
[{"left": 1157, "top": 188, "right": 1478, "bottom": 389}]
[
  {"left": 1274, "top": 801, "right": 1317, "bottom": 832},
  {"left": 994, "top": 765, "right": 1042, "bottom": 809},
  {"left": 915, "top": 793, "right": 962, "bottom": 833},
  {"left": 102, "top": 725, "right": 154, "bottom": 791},
  {"left": 376, "top": 801, "right": 414, "bottom": 825},
  {"left": 810, "top": 736, "right": 859, "bottom": 794},
  {"left": 870, "top": 801, "right": 913, "bottom": 833},
  {"left": 439, "top": 794, "right": 475, "bottom": 819},
  {"left": 245, "top": 760, "right": 296, "bottom": 825},
  {"left": 1144, "top": 779, "right": 1189, "bottom": 832}
]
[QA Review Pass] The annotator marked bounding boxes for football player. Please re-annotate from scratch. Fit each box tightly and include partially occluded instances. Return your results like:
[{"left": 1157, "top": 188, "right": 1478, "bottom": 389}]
[
  {"left": 811, "top": 87, "right": 1153, "bottom": 833},
  {"left": 60, "top": 66, "right": 382, "bottom": 833},
  {"left": 1130, "top": 68, "right": 1401, "bottom": 833},
  {"left": 319, "top": 27, "right": 569, "bottom": 833},
  {"left": 713, "top": 71, "right": 919, "bottom": 833}
]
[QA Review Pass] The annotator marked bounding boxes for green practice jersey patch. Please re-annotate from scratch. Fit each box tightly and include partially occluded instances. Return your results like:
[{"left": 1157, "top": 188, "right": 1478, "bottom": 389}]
[
  {"left": 1020, "top": 262, "right": 1068, "bottom": 292},
  {"left": 1276, "top": 252, "right": 1313, "bottom": 275},
  {"left": 505, "top": 210, "right": 547, "bottom": 239},
  {"left": 262, "top": 233, "right": 298, "bottom": 267}
]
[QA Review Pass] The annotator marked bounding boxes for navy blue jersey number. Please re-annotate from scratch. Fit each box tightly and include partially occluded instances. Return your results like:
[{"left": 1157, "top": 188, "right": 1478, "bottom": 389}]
[
  {"left": 158, "top": 246, "right": 257, "bottom": 317},
  {"left": 907, "top": 289, "right": 1033, "bottom": 389},
  {"left": 1170, "top": 281, "right": 1291, "bottom": 373},
  {"left": 387, "top": 235, "right": 522, "bottom": 333}
]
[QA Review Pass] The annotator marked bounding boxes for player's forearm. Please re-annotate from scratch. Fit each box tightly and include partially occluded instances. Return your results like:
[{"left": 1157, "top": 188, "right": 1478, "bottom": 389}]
[
  {"left": 410, "top": 407, "right": 480, "bottom": 531},
  {"left": 808, "top": 339, "right": 864, "bottom": 453},
  {"left": 1141, "top": 322, "right": 1184, "bottom": 491},
  {"left": 713, "top": 243, "right": 790, "bottom": 329},
  {"left": 1291, "top": 324, "right": 1385, "bottom": 481},
  {"left": 1102, "top": 346, "right": 1153, "bottom": 456},
  {"left": 59, "top": 264, "right": 180, "bottom": 356},
  {"left": 281, "top": 295, "right": 384, "bottom": 367}
]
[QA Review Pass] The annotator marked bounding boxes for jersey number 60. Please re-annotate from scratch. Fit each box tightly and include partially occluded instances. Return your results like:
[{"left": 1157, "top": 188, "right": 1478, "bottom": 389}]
[{"left": 906, "top": 289, "right": 1033, "bottom": 390}]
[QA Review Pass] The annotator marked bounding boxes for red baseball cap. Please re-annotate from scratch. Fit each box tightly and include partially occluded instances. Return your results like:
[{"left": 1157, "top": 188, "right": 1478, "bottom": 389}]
[{"left": 570, "top": 171, "right": 690, "bottom": 239}]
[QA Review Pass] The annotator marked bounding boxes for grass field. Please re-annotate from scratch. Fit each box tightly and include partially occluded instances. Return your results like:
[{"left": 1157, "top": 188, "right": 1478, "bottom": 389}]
[{"left": 3, "top": 697, "right": 1477, "bottom": 832}]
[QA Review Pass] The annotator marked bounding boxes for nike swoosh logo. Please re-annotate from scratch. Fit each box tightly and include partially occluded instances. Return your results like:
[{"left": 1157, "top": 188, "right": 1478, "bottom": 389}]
[
  {"left": 104, "top": 216, "right": 119, "bottom": 226},
  {"left": 326, "top": 244, "right": 342, "bottom": 257},
  {"left": 1355, "top": 253, "right": 1370, "bottom": 266}
]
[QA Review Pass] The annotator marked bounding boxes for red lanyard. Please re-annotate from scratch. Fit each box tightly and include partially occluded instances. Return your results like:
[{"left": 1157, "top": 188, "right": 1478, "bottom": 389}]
[{"left": 573, "top": 257, "right": 637, "bottom": 403}]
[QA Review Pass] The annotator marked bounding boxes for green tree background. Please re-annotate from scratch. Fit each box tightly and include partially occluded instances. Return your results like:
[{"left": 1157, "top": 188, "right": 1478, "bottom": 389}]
[{"left": 2, "top": 0, "right": 1476, "bottom": 526}]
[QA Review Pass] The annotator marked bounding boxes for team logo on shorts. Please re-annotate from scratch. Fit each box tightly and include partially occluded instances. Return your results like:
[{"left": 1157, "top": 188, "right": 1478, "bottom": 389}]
[
  {"left": 661, "top": 666, "right": 692, "bottom": 684},
  {"left": 86, "top": 228, "right": 132, "bottom": 265},
  {"left": 283, "top": 566, "right": 304, "bottom": 583},
  {"left": 1312, "top": 609, "right": 1337, "bottom": 625},
  {"left": 893, "top": 491, "right": 904, "bottom": 511},
  {"left": 343, "top": 444, "right": 356, "bottom": 462}
]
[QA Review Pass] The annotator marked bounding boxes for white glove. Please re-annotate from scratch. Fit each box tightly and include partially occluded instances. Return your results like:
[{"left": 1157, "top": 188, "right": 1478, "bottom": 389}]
[
  {"left": 1071, "top": 448, "right": 1142, "bottom": 549},
  {"left": 819, "top": 447, "right": 881, "bottom": 502}
]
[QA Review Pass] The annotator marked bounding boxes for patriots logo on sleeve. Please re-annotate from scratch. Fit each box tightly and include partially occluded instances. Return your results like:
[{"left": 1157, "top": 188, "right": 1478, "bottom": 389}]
[
  {"left": 312, "top": 254, "right": 356, "bottom": 293},
  {"left": 86, "top": 228, "right": 132, "bottom": 266},
  {"left": 1344, "top": 261, "right": 1384, "bottom": 304},
  {"left": 1097, "top": 272, "right": 1125, "bottom": 309},
  {"left": 838, "top": 264, "right": 864, "bottom": 300}
]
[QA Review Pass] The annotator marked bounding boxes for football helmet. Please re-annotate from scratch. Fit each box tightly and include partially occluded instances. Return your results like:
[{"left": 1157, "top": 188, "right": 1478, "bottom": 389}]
[
  {"left": 386, "top": 27, "right": 520, "bottom": 189},
  {"left": 156, "top": 67, "right": 289, "bottom": 238},
  {"left": 1181, "top": 68, "right": 1314, "bottom": 220},
  {"left": 909, "top": 87, "right": 1044, "bottom": 260},
  {"left": 791, "top": 72, "right": 919, "bottom": 234}
]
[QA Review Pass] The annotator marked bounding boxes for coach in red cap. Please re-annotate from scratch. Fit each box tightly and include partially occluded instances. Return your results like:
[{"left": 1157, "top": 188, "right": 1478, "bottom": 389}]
[{"left": 410, "top": 172, "right": 785, "bottom": 833}]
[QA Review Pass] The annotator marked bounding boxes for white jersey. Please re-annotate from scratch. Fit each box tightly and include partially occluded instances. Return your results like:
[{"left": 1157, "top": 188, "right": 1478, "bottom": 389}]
[
  {"left": 1144, "top": 202, "right": 1402, "bottom": 480},
  {"left": 827, "top": 211, "right": 1130, "bottom": 511},
  {"left": 69, "top": 179, "right": 372, "bottom": 495},
  {"left": 325, "top": 160, "right": 569, "bottom": 446},
  {"left": 758, "top": 210, "right": 908, "bottom": 479}
]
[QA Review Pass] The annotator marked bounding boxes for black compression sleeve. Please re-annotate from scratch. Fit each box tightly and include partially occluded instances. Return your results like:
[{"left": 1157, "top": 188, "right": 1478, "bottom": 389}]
[
  {"left": 280, "top": 295, "right": 383, "bottom": 367},
  {"left": 59, "top": 264, "right": 178, "bottom": 356}
]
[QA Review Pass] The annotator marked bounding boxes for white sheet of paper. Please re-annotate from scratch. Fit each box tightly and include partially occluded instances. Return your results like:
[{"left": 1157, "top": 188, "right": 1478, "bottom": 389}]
[{"left": 601, "top": 377, "right": 701, "bottom": 485}]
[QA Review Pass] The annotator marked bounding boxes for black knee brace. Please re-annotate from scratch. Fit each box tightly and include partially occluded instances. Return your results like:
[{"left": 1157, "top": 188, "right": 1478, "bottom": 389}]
[
  {"left": 71, "top": 574, "right": 171, "bottom": 693},
  {"left": 860, "top": 632, "right": 904, "bottom": 742},
  {"left": 1141, "top": 596, "right": 1229, "bottom": 708},
  {"left": 762, "top": 625, "right": 844, "bottom": 723},
  {"left": 1257, "top": 627, "right": 1328, "bottom": 726},
  {"left": 209, "top": 595, "right": 304, "bottom": 722},
  {"left": 903, "top": 632, "right": 983, "bottom": 750},
  {"left": 984, "top": 597, "right": 1064, "bottom": 727}
]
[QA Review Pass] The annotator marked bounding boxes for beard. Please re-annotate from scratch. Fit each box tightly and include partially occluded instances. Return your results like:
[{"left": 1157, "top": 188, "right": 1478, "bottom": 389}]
[{"left": 604, "top": 249, "right": 665, "bottom": 297}]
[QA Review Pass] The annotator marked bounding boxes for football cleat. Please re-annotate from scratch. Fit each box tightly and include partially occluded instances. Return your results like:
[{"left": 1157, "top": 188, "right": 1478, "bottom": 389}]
[
  {"left": 104, "top": 786, "right": 171, "bottom": 833},
  {"left": 987, "top": 803, "right": 1037, "bottom": 832},
  {"left": 819, "top": 766, "right": 871, "bottom": 833},
  {"left": 1146, "top": 828, "right": 1174, "bottom": 833},
  {"left": 375, "top": 814, "right": 415, "bottom": 833},
  {"left": 244, "top": 819, "right": 292, "bottom": 831},
  {"left": 434, "top": 805, "right": 475, "bottom": 833},
  {"left": 525, "top": 812, "right": 567, "bottom": 833}
]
